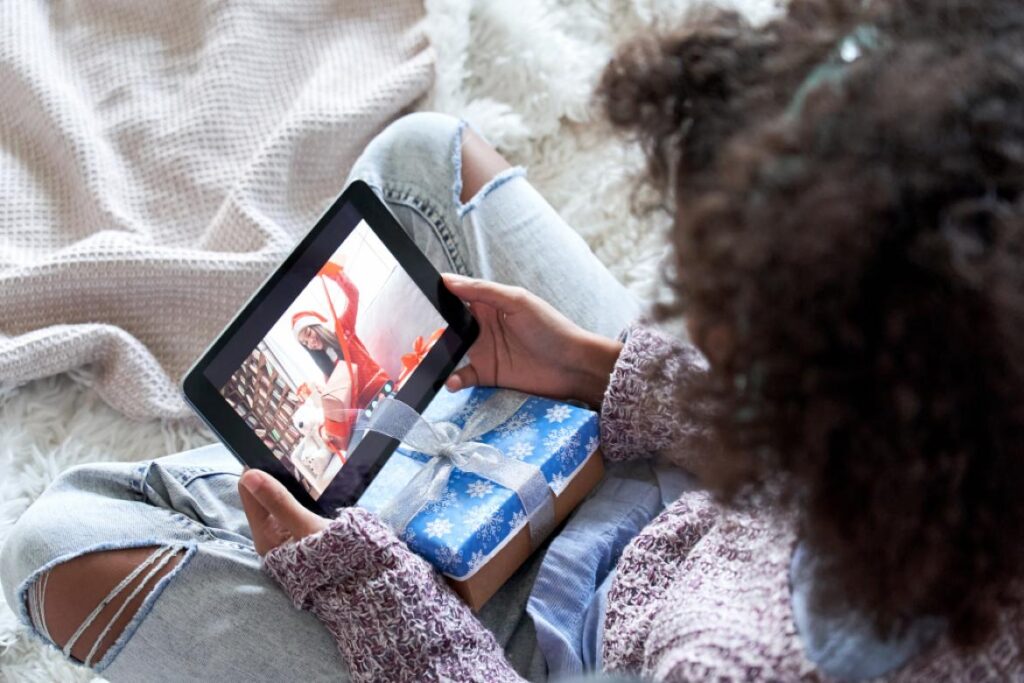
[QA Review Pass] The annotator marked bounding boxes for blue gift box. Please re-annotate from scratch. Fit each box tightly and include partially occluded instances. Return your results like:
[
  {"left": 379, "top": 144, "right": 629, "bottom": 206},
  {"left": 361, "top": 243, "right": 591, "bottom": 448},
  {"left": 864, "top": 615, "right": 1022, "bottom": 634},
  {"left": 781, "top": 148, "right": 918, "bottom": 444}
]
[{"left": 357, "top": 387, "right": 601, "bottom": 583}]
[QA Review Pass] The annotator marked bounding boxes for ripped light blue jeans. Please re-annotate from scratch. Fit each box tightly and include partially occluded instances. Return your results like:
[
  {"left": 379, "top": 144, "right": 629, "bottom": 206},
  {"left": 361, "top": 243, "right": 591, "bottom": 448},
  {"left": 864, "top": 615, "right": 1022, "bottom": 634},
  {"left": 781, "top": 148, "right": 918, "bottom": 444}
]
[{"left": 0, "top": 112, "right": 648, "bottom": 682}]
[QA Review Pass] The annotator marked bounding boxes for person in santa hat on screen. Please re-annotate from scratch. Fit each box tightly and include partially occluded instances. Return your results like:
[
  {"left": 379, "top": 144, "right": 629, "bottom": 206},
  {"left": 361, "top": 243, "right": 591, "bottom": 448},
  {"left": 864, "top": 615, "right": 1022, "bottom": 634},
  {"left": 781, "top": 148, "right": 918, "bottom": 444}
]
[{"left": 292, "top": 261, "right": 391, "bottom": 413}]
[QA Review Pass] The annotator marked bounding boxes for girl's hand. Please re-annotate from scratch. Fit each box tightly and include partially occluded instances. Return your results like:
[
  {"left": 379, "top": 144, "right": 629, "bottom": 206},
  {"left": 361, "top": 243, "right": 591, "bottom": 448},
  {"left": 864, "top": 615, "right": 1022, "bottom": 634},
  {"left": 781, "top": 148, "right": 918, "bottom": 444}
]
[
  {"left": 442, "top": 274, "right": 622, "bottom": 406},
  {"left": 239, "top": 469, "right": 330, "bottom": 555}
]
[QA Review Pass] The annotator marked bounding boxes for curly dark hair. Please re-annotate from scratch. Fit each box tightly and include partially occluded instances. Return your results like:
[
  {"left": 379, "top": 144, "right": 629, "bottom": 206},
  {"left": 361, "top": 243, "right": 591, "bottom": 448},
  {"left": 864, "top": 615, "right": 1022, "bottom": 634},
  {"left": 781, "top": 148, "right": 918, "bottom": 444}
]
[{"left": 600, "top": 0, "right": 1024, "bottom": 648}]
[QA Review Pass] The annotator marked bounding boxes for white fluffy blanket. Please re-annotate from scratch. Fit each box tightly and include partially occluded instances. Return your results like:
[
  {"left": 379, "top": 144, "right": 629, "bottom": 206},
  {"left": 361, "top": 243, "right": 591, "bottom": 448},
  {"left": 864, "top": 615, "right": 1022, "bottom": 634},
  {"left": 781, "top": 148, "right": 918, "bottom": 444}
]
[{"left": 0, "top": 0, "right": 777, "bottom": 680}]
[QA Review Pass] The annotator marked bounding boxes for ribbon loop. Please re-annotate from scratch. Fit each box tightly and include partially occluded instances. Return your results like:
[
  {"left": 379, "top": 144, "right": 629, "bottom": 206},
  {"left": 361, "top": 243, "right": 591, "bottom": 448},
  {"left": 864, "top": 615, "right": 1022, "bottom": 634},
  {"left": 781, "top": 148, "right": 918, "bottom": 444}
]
[{"left": 362, "top": 392, "right": 557, "bottom": 554}]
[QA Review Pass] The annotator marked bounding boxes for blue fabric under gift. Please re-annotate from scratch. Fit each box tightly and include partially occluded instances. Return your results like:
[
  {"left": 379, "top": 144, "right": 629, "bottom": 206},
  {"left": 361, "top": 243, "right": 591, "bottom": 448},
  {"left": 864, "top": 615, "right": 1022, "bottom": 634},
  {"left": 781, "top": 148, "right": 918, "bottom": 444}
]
[
  {"left": 358, "top": 387, "right": 600, "bottom": 579},
  {"left": 527, "top": 461, "right": 663, "bottom": 677}
]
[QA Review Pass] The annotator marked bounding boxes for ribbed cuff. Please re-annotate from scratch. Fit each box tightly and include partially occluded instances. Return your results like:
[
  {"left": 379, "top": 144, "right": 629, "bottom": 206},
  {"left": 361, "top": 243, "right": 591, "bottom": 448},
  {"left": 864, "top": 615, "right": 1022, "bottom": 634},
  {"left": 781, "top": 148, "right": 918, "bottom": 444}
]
[
  {"left": 263, "top": 507, "right": 403, "bottom": 610},
  {"left": 600, "top": 323, "right": 707, "bottom": 461}
]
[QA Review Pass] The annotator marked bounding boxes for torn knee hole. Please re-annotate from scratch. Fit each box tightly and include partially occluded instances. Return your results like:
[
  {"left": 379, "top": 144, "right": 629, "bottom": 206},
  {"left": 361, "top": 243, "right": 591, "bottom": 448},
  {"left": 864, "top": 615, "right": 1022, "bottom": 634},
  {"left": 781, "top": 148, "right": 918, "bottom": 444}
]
[
  {"left": 27, "top": 545, "right": 186, "bottom": 668},
  {"left": 458, "top": 126, "right": 514, "bottom": 206}
]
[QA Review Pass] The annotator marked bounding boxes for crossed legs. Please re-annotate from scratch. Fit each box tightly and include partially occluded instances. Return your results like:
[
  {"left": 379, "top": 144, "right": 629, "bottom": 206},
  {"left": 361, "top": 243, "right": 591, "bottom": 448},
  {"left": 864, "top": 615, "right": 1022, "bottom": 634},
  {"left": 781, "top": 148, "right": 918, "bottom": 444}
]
[{"left": 18, "top": 122, "right": 516, "bottom": 669}]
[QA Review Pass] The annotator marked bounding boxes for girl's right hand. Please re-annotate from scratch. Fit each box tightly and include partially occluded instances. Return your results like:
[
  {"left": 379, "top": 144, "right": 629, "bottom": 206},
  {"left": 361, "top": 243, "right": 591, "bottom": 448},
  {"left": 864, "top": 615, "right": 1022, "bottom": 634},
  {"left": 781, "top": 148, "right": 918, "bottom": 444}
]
[
  {"left": 442, "top": 274, "right": 622, "bottom": 406},
  {"left": 239, "top": 469, "right": 329, "bottom": 556}
]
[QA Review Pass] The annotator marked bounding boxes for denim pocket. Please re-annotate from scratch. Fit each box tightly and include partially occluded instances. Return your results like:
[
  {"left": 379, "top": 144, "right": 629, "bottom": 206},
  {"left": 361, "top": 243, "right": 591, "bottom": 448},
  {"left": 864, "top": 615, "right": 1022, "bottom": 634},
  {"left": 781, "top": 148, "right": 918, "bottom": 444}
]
[{"left": 141, "top": 448, "right": 250, "bottom": 543}]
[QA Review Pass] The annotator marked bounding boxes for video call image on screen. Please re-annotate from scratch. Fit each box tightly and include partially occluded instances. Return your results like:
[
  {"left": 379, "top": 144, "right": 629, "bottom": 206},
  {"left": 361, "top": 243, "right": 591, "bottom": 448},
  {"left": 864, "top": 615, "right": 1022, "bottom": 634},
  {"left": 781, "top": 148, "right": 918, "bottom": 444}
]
[{"left": 218, "top": 220, "right": 448, "bottom": 500}]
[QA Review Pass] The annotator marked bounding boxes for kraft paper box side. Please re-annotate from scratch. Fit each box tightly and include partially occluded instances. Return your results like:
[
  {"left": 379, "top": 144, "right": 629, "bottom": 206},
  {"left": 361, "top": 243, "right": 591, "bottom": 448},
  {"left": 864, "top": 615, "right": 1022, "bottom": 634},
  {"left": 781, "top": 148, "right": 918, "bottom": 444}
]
[{"left": 449, "top": 449, "right": 604, "bottom": 611}]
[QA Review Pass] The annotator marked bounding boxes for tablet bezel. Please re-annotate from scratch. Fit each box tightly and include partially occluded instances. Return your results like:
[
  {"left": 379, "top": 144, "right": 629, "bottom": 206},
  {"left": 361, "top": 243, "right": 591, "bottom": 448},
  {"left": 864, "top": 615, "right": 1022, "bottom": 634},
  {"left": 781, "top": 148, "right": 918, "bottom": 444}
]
[{"left": 182, "top": 180, "right": 478, "bottom": 515}]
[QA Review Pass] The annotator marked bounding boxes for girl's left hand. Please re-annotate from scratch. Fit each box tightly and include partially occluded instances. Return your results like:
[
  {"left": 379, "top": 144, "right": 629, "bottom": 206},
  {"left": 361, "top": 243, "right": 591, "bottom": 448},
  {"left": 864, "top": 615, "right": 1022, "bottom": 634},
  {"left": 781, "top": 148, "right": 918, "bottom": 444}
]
[
  {"left": 239, "top": 469, "right": 330, "bottom": 555},
  {"left": 442, "top": 274, "right": 622, "bottom": 406}
]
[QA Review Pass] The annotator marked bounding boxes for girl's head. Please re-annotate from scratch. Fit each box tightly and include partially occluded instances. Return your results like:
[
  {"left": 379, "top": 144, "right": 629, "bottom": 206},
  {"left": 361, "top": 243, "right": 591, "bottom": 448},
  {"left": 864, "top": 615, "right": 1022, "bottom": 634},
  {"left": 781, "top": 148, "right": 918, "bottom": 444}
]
[
  {"left": 602, "top": 0, "right": 1024, "bottom": 647},
  {"left": 292, "top": 312, "right": 339, "bottom": 354},
  {"left": 297, "top": 326, "right": 324, "bottom": 350}
]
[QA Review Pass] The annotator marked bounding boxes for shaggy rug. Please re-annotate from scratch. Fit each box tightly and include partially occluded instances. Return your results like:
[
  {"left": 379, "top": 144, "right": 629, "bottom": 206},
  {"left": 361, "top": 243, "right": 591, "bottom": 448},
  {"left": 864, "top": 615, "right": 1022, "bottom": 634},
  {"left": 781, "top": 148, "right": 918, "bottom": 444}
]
[{"left": 0, "top": 0, "right": 777, "bottom": 680}]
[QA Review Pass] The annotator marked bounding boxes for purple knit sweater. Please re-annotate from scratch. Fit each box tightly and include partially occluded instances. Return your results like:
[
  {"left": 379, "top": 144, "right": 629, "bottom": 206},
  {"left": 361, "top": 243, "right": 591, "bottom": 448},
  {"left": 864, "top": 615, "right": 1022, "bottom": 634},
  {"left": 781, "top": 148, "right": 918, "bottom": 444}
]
[{"left": 263, "top": 325, "right": 1024, "bottom": 682}]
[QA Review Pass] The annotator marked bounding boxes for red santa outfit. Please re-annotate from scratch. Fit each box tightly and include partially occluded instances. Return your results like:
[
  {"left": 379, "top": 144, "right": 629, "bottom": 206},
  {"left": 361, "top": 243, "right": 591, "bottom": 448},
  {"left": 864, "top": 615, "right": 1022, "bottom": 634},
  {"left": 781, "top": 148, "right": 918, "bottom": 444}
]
[{"left": 291, "top": 262, "right": 391, "bottom": 457}]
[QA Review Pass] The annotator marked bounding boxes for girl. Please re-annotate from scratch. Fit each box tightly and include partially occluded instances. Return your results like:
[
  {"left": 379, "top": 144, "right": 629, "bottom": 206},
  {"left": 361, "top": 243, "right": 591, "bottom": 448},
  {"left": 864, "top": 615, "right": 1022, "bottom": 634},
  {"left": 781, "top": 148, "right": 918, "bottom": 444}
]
[
  {"left": 3, "top": 0, "right": 1022, "bottom": 680},
  {"left": 292, "top": 260, "right": 390, "bottom": 409},
  {"left": 240, "top": 0, "right": 1024, "bottom": 679}
]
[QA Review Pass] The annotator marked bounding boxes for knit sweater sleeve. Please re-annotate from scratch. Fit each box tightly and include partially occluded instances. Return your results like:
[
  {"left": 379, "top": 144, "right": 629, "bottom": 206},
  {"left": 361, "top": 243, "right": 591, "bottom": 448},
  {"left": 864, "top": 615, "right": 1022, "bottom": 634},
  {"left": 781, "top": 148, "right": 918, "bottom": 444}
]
[
  {"left": 262, "top": 507, "right": 524, "bottom": 683},
  {"left": 600, "top": 323, "right": 710, "bottom": 469}
]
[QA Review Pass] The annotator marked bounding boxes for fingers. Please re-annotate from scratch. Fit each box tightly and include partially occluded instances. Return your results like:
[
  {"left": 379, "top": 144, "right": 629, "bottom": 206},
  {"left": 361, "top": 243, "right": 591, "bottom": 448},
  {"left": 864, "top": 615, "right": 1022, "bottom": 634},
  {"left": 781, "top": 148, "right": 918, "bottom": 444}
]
[
  {"left": 239, "top": 470, "right": 326, "bottom": 548},
  {"left": 442, "top": 274, "right": 528, "bottom": 311},
  {"left": 445, "top": 363, "right": 480, "bottom": 392},
  {"left": 238, "top": 472, "right": 280, "bottom": 555}
]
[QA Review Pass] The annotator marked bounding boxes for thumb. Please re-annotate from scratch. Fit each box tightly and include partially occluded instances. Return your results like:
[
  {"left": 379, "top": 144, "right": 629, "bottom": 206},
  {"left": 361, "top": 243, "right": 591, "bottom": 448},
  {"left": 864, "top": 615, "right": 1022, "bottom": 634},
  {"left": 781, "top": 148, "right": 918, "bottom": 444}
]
[
  {"left": 445, "top": 363, "right": 480, "bottom": 392},
  {"left": 239, "top": 470, "right": 325, "bottom": 538}
]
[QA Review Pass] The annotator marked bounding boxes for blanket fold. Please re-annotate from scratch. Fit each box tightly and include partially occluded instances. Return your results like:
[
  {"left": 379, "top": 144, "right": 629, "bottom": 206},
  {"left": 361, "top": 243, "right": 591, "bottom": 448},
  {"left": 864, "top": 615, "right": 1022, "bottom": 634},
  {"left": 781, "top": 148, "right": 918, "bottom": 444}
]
[{"left": 0, "top": 0, "right": 434, "bottom": 418}]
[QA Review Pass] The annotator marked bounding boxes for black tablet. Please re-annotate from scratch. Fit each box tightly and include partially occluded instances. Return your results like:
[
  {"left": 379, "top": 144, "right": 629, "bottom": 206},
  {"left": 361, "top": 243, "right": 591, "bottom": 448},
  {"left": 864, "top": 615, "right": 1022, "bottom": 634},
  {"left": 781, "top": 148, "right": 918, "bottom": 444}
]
[{"left": 183, "top": 180, "right": 478, "bottom": 514}]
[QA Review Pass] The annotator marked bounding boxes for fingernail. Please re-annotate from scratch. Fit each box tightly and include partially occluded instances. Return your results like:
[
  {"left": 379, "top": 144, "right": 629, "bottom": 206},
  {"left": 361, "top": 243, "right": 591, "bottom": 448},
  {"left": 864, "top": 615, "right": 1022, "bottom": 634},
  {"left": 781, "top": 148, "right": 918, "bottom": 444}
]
[{"left": 240, "top": 471, "right": 262, "bottom": 494}]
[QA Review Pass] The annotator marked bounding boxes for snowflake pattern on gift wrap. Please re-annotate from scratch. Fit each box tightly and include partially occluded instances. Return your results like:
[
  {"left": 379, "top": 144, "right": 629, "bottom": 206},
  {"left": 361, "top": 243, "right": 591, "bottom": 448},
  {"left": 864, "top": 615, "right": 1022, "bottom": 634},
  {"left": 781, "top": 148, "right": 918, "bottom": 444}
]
[
  {"left": 424, "top": 489, "right": 457, "bottom": 514},
  {"left": 467, "top": 480, "right": 494, "bottom": 498},
  {"left": 494, "top": 410, "right": 538, "bottom": 438},
  {"left": 449, "top": 394, "right": 485, "bottom": 425},
  {"left": 586, "top": 434, "right": 600, "bottom": 455},
  {"left": 545, "top": 404, "right": 572, "bottom": 424},
  {"left": 507, "top": 441, "right": 534, "bottom": 460},
  {"left": 544, "top": 426, "right": 575, "bottom": 451},
  {"left": 550, "top": 472, "right": 567, "bottom": 494},
  {"left": 425, "top": 517, "right": 453, "bottom": 539},
  {"left": 465, "top": 504, "right": 505, "bottom": 543},
  {"left": 508, "top": 509, "right": 528, "bottom": 532},
  {"left": 468, "top": 549, "right": 488, "bottom": 573},
  {"left": 435, "top": 544, "right": 463, "bottom": 574},
  {"left": 401, "top": 527, "right": 417, "bottom": 546},
  {"left": 544, "top": 425, "right": 585, "bottom": 465}
]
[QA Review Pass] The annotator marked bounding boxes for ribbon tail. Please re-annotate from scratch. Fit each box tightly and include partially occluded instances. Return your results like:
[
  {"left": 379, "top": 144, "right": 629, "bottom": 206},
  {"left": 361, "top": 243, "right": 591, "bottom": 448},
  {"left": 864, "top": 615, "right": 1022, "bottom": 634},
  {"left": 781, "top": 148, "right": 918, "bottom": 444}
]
[
  {"left": 527, "top": 495, "right": 555, "bottom": 547},
  {"left": 379, "top": 459, "right": 453, "bottom": 534}
]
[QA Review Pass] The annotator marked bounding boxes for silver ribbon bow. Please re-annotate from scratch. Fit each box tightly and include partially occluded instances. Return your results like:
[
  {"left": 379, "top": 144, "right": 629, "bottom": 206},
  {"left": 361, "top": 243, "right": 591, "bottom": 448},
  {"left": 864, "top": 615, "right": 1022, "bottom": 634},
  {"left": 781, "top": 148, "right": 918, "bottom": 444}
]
[{"left": 362, "top": 391, "right": 556, "bottom": 548}]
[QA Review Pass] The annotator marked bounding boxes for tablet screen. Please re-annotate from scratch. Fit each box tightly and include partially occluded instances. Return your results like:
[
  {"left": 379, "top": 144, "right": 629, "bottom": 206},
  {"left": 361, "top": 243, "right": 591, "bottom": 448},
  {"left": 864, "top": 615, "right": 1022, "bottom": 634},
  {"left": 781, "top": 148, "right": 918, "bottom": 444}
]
[
  {"left": 204, "top": 217, "right": 450, "bottom": 503},
  {"left": 186, "top": 182, "right": 475, "bottom": 511}
]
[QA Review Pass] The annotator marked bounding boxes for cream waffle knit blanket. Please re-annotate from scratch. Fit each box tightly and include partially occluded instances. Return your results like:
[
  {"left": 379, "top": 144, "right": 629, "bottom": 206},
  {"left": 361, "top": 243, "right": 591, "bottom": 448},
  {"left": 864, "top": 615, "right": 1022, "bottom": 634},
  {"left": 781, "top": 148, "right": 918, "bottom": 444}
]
[{"left": 0, "top": 0, "right": 433, "bottom": 419}]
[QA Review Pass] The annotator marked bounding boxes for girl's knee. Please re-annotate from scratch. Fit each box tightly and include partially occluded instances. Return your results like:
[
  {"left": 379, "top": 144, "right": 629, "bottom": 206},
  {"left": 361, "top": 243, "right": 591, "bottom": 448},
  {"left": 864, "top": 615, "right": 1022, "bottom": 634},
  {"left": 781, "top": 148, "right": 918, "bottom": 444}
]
[
  {"left": 0, "top": 463, "right": 192, "bottom": 670},
  {"left": 19, "top": 545, "right": 187, "bottom": 670},
  {"left": 354, "top": 111, "right": 516, "bottom": 212},
  {"left": 352, "top": 111, "right": 513, "bottom": 211},
  {"left": 2, "top": 465, "right": 131, "bottom": 602},
  {"left": 374, "top": 113, "right": 512, "bottom": 196},
  {"left": 373, "top": 111, "right": 463, "bottom": 155},
  {"left": 457, "top": 126, "right": 513, "bottom": 204},
  {"left": 357, "top": 111, "right": 463, "bottom": 179}
]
